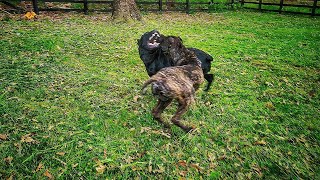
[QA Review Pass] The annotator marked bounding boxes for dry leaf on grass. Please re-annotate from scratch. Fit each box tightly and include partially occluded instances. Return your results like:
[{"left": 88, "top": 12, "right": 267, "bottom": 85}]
[
  {"left": 217, "top": 155, "right": 226, "bottom": 161},
  {"left": 179, "top": 170, "right": 188, "bottom": 177},
  {"left": 23, "top": 11, "right": 37, "bottom": 20},
  {"left": 254, "top": 140, "right": 267, "bottom": 146},
  {"left": 265, "top": 102, "right": 275, "bottom": 110},
  {"left": 96, "top": 164, "right": 106, "bottom": 174},
  {"left": 56, "top": 152, "right": 65, "bottom": 156},
  {"left": 148, "top": 160, "right": 153, "bottom": 173},
  {"left": 153, "top": 165, "right": 165, "bottom": 173},
  {"left": 133, "top": 95, "right": 140, "bottom": 102},
  {"left": 0, "top": 134, "right": 8, "bottom": 140},
  {"left": 140, "top": 127, "right": 152, "bottom": 133},
  {"left": 43, "top": 170, "right": 53, "bottom": 179},
  {"left": 190, "top": 163, "right": 203, "bottom": 172},
  {"left": 177, "top": 160, "right": 187, "bottom": 167},
  {"left": 4, "top": 156, "right": 13, "bottom": 164},
  {"left": 35, "top": 162, "right": 44, "bottom": 172},
  {"left": 6, "top": 174, "right": 13, "bottom": 180},
  {"left": 93, "top": 158, "right": 106, "bottom": 174},
  {"left": 21, "top": 133, "right": 38, "bottom": 144}
]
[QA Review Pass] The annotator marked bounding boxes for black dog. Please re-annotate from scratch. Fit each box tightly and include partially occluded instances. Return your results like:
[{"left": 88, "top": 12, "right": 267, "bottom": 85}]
[
  {"left": 137, "top": 30, "right": 214, "bottom": 91},
  {"left": 142, "top": 36, "right": 204, "bottom": 132}
]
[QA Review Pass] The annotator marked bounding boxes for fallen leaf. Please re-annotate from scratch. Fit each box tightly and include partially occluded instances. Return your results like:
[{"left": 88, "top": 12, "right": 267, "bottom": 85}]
[
  {"left": 4, "top": 156, "right": 13, "bottom": 164},
  {"left": 140, "top": 127, "right": 152, "bottom": 133},
  {"left": 43, "top": 170, "right": 53, "bottom": 179},
  {"left": 13, "top": 143, "right": 21, "bottom": 150},
  {"left": 21, "top": 134, "right": 37, "bottom": 143},
  {"left": 61, "top": 3, "right": 72, "bottom": 8},
  {"left": 265, "top": 102, "right": 275, "bottom": 110},
  {"left": 179, "top": 170, "right": 188, "bottom": 177},
  {"left": 56, "top": 152, "right": 65, "bottom": 156},
  {"left": 190, "top": 163, "right": 203, "bottom": 172},
  {"left": 96, "top": 164, "right": 106, "bottom": 174},
  {"left": 125, "top": 156, "right": 134, "bottom": 163},
  {"left": 0, "top": 134, "right": 8, "bottom": 140},
  {"left": 153, "top": 165, "right": 165, "bottom": 173},
  {"left": 35, "top": 162, "right": 44, "bottom": 172},
  {"left": 207, "top": 152, "right": 215, "bottom": 162},
  {"left": 177, "top": 160, "right": 187, "bottom": 167},
  {"left": 251, "top": 165, "right": 263, "bottom": 177},
  {"left": 217, "top": 155, "right": 226, "bottom": 161},
  {"left": 93, "top": 158, "right": 107, "bottom": 174},
  {"left": 24, "top": 11, "right": 37, "bottom": 20},
  {"left": 136, "top": 151, "right": 146, "bottom": 159},
  {"left": 148, "top": 160, "right": 152, "bottom": 173},
  {"left": 133, "top": 95, "right": 140, "bottom": 102},
  {"left": 254, "top": 140, "right": 267, "bottom": 146},
  {"left": 6, "top": 174, "right": 13, "bottom": 180}
]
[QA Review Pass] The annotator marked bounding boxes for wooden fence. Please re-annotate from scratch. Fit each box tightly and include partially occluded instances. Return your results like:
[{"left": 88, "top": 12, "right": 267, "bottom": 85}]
[
  {"left": 1, "top": 0, "right": 319, "bottom": 16},
  {"left": 241, "top": 0, "right": 319, "bottom": 16}
]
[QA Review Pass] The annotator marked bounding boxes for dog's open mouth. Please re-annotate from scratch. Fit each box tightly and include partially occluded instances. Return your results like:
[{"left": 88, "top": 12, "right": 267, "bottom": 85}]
[{"left": 147, "top": 32, "right": 161, "bottom": 49}]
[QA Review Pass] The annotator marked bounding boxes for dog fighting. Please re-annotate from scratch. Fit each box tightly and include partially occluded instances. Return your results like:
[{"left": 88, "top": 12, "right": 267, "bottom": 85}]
[
  {"left": 138, "top": 31, "right": 212, "bottom": 133},
  {"left": 137, "top": 30, "right": 214, "bottom": 91}
]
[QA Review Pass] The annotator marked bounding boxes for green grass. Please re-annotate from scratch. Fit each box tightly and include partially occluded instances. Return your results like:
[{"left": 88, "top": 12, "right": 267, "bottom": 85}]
[{"left": 1, "top": 11, "right": 319, "bottom": 179}]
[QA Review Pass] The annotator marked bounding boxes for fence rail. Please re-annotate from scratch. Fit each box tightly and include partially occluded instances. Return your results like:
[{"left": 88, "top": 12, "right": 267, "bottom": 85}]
[
  {"left": 0, "top": 0, "right": 319, "bottom": 16},
  {"left": 241, "top": 0, "right": 319, "bottom": 16}
]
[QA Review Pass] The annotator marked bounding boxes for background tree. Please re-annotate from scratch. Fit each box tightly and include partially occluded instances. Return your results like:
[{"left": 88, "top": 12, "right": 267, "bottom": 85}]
[{"left": 112, "top": 0, "right": 142, "bottom": 21}]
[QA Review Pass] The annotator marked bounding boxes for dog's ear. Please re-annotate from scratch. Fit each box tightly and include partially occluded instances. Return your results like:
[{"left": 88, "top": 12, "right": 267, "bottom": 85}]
[
  {"left": 156, "top": 35, "right": 164, "bottom": 44},
  {"left": 168, "top": 37, "right": 175, "bottom": 44},
  {"left": 177, "top": 37, "right": 183, "bottom": 48}
]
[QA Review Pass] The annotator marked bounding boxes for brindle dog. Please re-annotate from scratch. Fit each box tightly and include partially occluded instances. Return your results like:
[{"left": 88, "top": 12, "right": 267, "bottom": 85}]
[{"left": 142, "top": 36, "right": 204, "bottom": 132}]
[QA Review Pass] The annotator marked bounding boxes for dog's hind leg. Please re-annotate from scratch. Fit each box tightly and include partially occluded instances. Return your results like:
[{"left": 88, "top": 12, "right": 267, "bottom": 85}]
[
  {"left": 152, "top": 99, "right": 172, "bottom": 128},
  {"left": 204, "top": 74, "right": 214, "bottom": 91},
  {"left": 171, "top": 98, "right": 193, "bottom": 132}
]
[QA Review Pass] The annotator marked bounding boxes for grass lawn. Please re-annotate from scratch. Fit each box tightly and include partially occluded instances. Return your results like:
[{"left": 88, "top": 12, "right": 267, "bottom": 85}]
[{"left": 0, "top": 11, "right": 319, "bottom": 179}]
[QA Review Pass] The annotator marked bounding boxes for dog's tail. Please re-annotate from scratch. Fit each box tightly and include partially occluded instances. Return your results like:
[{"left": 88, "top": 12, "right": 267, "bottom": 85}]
[{"left": 141, "top": 78, "right": 156, "bottom": 95}]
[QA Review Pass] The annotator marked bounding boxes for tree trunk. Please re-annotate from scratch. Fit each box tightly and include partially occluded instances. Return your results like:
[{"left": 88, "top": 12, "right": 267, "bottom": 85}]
[{"left": 112, "top": 0, "right": 142, "bottom": 21}]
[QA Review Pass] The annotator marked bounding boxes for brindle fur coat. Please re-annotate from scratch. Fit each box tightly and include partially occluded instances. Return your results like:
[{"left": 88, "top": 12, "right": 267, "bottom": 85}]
[{"left": 142, "top": 36, "right": 204, "bottom": 132}]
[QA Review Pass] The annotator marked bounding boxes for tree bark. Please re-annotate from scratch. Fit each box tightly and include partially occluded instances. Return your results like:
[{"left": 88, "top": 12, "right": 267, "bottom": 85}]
[{"left": 112, "top": 0, "right": 142, "bottom": 21}]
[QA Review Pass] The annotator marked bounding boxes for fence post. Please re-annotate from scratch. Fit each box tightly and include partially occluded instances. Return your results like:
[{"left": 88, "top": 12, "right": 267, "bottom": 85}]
[
  {"left": 32, "top": 0, "right": 39, "bottom": 14},
  {"left": 279, "top": 0, "right": 284, "bottom": 13},
  {"left": 258, "top": 0, "right": 262, "bottom": 11},
  {"left": 84, "top": 0, "right": 88, "bottom": 15},
  {"left": 186, "top": 0, "right": 190, "bottom": 14},
  {"left": 311, "top": 0, "right": 318, "bottom": 16},
  {"left": 241, "top": 0, "right": 245, "bottom": 7},
  {"left": 159, "top": 0, "right": 163, "bottom": 11}
]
